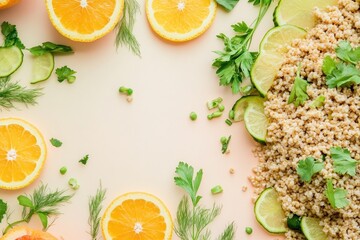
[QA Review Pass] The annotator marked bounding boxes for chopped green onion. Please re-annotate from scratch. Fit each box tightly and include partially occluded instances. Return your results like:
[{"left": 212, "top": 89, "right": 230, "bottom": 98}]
[
  {"left": 221, "top": 135, "right": 231, "bottom": 154},
  {"left": 229, "top": 110, "right": 235, "bottom": 120},
  {"left": 59, "top": 167, "right": 67, "bottom": 175},
  {"left": 225, "top": 119, "right": 232, "bottom": 126},
  {"left": 189, "top": 112, "right": 197, "bottom": 121},
  {"left": 68, "top": 178, "right": 79, "bottom": 190},
  {"left": 119, "top": 86, "right": 133, "bottom": 96},
  {"left": 220, "top": 136, "right": 227, "bottom": 144},
  {"left": 211, "top": 185, "right": 223, "bottom": 195},
  {"left": 207, "top": 97, "right": 223, "bottom": 110},
  {"left": 218, "top": 104, "right": 225, "bottom": 112},
  {"left": 245, "top": 227, "right": 253, "bottom": 235},
  {"left": 207, "top": 111, "right": 222, "bottom": 120}
]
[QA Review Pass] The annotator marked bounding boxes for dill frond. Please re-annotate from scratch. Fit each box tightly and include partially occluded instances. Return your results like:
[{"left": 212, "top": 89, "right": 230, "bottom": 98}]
[
  {"left": 115, "top": 0, "right": 141, "bottom": 56},
  {"left": 0, "top": 77, "right": 43, "bottom": 110},
  {"left": 217, "top": 222, "right": 236, "bottom": 240},
  {"left": 88, "top": 184, "right": 106, "bottom": 240}
]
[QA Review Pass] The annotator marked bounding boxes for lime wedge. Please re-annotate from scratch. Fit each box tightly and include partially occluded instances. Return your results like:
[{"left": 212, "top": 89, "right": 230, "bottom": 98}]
[
  {"left": 254, "top": 188, "right": 287, "bottom": 234},
  {"left": 301, "top": 217, "right": 328, "bottom": 240},
  {"left": 274, "top": 0, "right": 338, "bottom": 30},
  {"left": 31, "top": 52, "right": 54, "bottom": 84},
  {"left": 0, "top": 46, "right": 23, "bottom": 77},
  {"left": 244, "top": 97, "right": 268, "bottom": 143},
  {"left": 232, "top": 96, "right": 265, "bottom": 122},
  {"left": 251, "top": 25, "right": 306, "bottom": 96}
]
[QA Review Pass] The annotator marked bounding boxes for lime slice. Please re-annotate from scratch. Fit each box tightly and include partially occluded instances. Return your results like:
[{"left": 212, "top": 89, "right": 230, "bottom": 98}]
[
  {"left": 274, "top": 0, "right": 338, "bottom": 30},
  {"left": 0, "top": 46, "right": 23, "bottom": 77},
  {"left": 251, "top": 25, "right": 306, "bottom": 96},
  {"left": 243, "top": 98, "right": 268, "bottom": 143},
  {"left": 232, "top": 96, "right": 265, "bottom": 122},
  {"left": 254, "top": 188, "right": 287, "bottom": 234},
  {"left": 301, "top": 217, "right": 328, "bottom": 240},
  {"left": 31, "top": 52, "right": 54, "bottom": 84}
]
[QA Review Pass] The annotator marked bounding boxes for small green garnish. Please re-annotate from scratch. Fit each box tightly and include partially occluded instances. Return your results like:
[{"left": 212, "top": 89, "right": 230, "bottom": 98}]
[
  {"left": 207, "top": 111, "right": 223, "bottom": 120},
  {"left": 1, "top": 21, "right": 25, "bottom": 49},
  {"left": 79, "top": 154, "right": 89, "bottom": 165},
  {"left": 225, "top": 119, "right": 232, "bottom": 126},
  {"left": 296, "top": 157, "right": 324, "bottom": 183},
  {"left": 59, "top": 167, "right": 67, "bottom": 175},
  {"left": 189, "top": 112, "right": 197, "bottom": 121},
  {"left": 229, "top": 110, "right": 235, "bottom": 120},
  {"left": 68, "top": 178, "right": 80, "bottom": 190},
  {"left": 310, "top": 95, "right": 325, "bottom": 109},
  {"left": 245, "top": 227, "right": 253, "bottom": 235},
  {"left": 287, "top": 214, "right": 301, "bottom": 230},
  {"left": 325, "top": 179, "right": 349, "bottom": 209},
  {"left": 55, "top": 66, "right": 77, "bottom": 83},
  {"left": 330, "top": 147, "right": 358, "bottom": 176},
  {"left": 335, "top": 40, "right": 360, "bottom": 65},
  {"left": 220, "top": 135, "right": 231, "bottom": 154},
  {"left": 211, "top": 185, "right": 223, "bottom": 195},
  {"left": 88, "top": 184, "right": 106, "bottom": 240},
  {"left": 50, "top": 138, "right": 62, "bottom": 148},
  {"left": 0, "top": 199, "right": 7, "bottom": 223},
  {"left": 119, "top": 86, "right": 133, "bottom": 96},
  {"left": 28, "top": 42, "right": 73, "bottom": 56},
  {"left": 218, "top": 104, "right": 225, "bottom": 112},
  {"left": 207, "top": 97, "right": 223, "bottom": 110},
  {"left": 216, "top": 0, "right": 240, "bottom": 11},
  {"left": 288, "top": 64, "right": 309, "bottom": 107}
]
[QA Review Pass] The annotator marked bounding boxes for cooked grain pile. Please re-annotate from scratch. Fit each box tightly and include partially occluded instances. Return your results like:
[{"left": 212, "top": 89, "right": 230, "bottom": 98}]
[{"left": 250, "top": 0, "right": 360, "bottom": 239}]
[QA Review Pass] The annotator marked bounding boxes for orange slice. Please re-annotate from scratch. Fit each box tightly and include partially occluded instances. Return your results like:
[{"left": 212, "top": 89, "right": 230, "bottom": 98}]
[
  {"left": 0, "top": 118, "right": 46, "bottom": 190},
  {"left": 101, "top": 192, "right": 173, "bottom": 240},
  {"left": 146, "top": 0, "right": 217, "bottom": 42},
  {"left": 0, "top": 0, "right": 20, "bottom": 10},
  {"left": 1, "top": 226, "right": 57, "bottom": 240},
  {"left": 45, "top": 0, "right": 124, "bottom": 42}
]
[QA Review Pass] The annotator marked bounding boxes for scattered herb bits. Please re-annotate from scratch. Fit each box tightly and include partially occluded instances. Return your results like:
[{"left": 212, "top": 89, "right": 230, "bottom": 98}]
[
  {"left": 68, "top": 178, "right": 79, "bottom": 190},
  {"left": 50, "top": 138, "right": 62, "bottom": 147},
  {"left": 220, "top": 135, "right": 231, "bottom": 154},
  {"left": 207, "top": 97, "right": 223, "bottom": 110},
  {"left": 189, "top": 112, "right": 197, "bottom": 121},
  {"left": 59, "top": 167, "right": 67, "bottom": 175},
  {"left": 245, "top": 227, "right": 253, "bottom": 235},
  {"left": 225, "top": 119, "right": 232, "bottom": 126},
  {"left": 79, "top": 154, "right": 89, "bottom": 165},
  {"left": 207, "top": 111, "right": 222, "bottom": 120},
  {"left": 287, "top": 214, "right": 301, "bottom": 230},
  {"left": 119, "top": 86, "right": 133, "bottom": 96},
  {"left": 211, "top": 185, "right": 223, "bottom": 195},
  {"left": 56, "top": 66, "right": 76, "bottom": 83}
]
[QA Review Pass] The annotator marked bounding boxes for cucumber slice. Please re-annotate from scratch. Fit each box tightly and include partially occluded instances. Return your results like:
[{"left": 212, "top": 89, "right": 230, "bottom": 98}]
[
  {"left": 273, "top": 0, "right": 338, "bottom": 30},
  {"left": 232, "top": 96, "right": 265, "bottom": 122},
  {"left": 301, "top": 217, "right": 328, "bottom": 240},
  {"left": 0, "top": 46, "right": 23, "bottom": 77},
  {"left": 254, "top": 188, "right": 287, "bottom": 234},
  {"left": 243, "top": 98, "right": 268, "bottom": 143},
  {"left": 31, "top": 52, "right": 54, "bottom": 84}
]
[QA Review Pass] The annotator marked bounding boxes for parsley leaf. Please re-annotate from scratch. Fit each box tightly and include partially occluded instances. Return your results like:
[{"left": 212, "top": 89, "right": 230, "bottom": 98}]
[
  {"left": 79, "top": 154, "right": 89, "bottom": 165},
  {"left": 325, "top": 179, "right": 349, "bottom": 209},
  {"left": 335, "top": 41, "right": 360, "bottom": 65},
  {"left": 330, "top": 147, "right": 358, "bottom": 176},
  {"left": 310, "top": 95, "right": 325, "bottom": 109},
  {"left": 55, "top": 66, "right": 77, "bottom": 83},
  {"left": 174, "top": 162, "right": 203, "bottom": 207},
  {"left": 296, "top": 157, "right": 324, "bottom": 183},
  {"left": 216, "top": 0, "right": 240, "bottom": 11},
  {"left": 29, "top": 42, "right": 73, "bottom": 56},
  {"left": 0, "top": 199, "right": 7, "bottom": 223},
  {"left": 1, "top": 21, "right": 25, "bottom": 49},
  {"left": 50, "top": 138, "right": 62, "bottom": 148},
  {"left": 288, "top": 64, "right": 309, "bottom": 106}
]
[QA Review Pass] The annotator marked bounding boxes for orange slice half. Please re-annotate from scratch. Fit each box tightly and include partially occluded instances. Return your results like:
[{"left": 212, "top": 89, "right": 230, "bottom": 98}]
[
  {"left": 101, "top": 192, "right": 173, "bottom": 240},
  {"left": 45, "top": 0, "right": 124, "bottom": 42},
  {"left": 146, "top": 0, "right": 217, "bottom": 42},
  {"left": 1, "top": 226, "right": 57, "bottom": 240},
  {"left": 0, "top": 0, "right": 20, "bottom": 10},
  {"left": 0, "top": 118, "right": 46, "bottom": 190}
]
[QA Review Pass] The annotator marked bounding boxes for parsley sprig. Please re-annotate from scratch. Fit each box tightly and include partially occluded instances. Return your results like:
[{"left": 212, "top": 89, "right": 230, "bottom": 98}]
[
  {"left": 330, "top": 147, "right": 358, "bottom": 176},
  {"left": 174, "top": 162, "right": 235, "bottom": 240},
  {"left": 1, "top": 21, "right": 25, "bottom": 49},
  {"left": 213, "top": 0, "right": 273, "bottom": 94},
  {"left": 288, "top": 64, "right": 309, "bottom": 107}
]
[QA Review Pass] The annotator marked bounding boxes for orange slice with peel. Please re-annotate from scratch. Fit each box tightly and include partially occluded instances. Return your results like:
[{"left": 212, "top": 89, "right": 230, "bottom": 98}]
[
  {"left": 1, "top": 226, "right": 57, "bottom": 240},
  {"left": 0, "top": 118, "right": 46, "bottom": 190},
  {"left": 146, "top": 0, "right": 217, "bottom": 42},
  {"left": 45, "top": 0, "right": 124, "bottom": 42},
  {"left": 0, "top": 0, "right": 20, "bottom": 10},
  {"left": 101, "top": 192, "right": 173, "bottom": 240}
]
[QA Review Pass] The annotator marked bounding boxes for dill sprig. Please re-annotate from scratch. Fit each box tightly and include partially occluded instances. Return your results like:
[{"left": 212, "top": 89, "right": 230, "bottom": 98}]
[
  {"left": 88, "top": 184, "right": 107, "bottom": 240},
  {"left": 3, "top": 184, "right": 73, "bottom": 234},
  {"left": 174, "top": 162, "right": 236, "bottom": 240},
  {"left": 115, "top": 0, "right": 141, "bottom": 56},
  {"left": 0, "top": 77, "right": 43, "bottom": 110}
]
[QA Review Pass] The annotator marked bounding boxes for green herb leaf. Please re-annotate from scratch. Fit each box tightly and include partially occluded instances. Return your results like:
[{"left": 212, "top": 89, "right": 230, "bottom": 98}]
[
  {"left": 79, "top": 154, "right": 89, "bottom": 165},
  {"left": 335, "top": 41, "right": 360, "bottom": 65},
  {"left": 296, "top": 157, "right": 324, "bottom": 183},
  {"left": 1, "top": 21, "right": 25, "bottom": 49},
  {"left": 325, "top": 60, "right": 360, "bottom": 88},
  {"left": 0, "top": 199, "right": 7, "bottom": 223},
  {"left": 211, "top": 185, "right": 223, "bottom": 195},
  {"left": 115, "top": 0, "right": 141, "bottom": 56},
  {"left": 216, "top": 0, "right": 240, "bottom": 11},
  {"left": 288, "top": 64, "right": 309, "bottom": 106},
  {"left": 55, "top": 66, "right": 76, "bottom": 83},
  {"left": 322, "top": 56, "right": 337, "bottom": 75},
  {"left": 50, "top": 138, "right": 62, "bottom": 148},
  {"left": 88, "top": 184, "right": 106, "bottom": 240},
  {"left": 17, "top": 195, "right": 34, "bottom": 208},
  {"left": 330, "top": 147, "right": 358, "bottom": 176},
  {"left": 174, "top": 162, "right": 203, "bottom": 207},
  {"left": 37, "top": 212, "right": 48, "bottom": 229},
  {"left": 29, "top": 42, "right": 73, "bottom": 56},
  {"left": 325, "top": 179, "right": 349, "bottom": 209},
  {"left": 218, "top": 222, "right": 236, "bottom": 240},
  {"left": 310, "top": 95, "right": 325, "bottom": 109}
]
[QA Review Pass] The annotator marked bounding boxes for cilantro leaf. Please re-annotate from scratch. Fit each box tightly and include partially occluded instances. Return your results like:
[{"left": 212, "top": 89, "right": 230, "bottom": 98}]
[
  {"left": 296, "top": 157, "right": 324, "bottom": 183},
  {"left": 29, "top": 42, "right": 73, "bottom": 56},
  {"left": 1, "top": 21, "right": 25, "bottom": 49},
  {"left": 335, "top": 41, "right": 360, "bottom": 65},
  {"left": 325, "top": 61, "right": 360, "bottom": 88},
  {"left": 55, "top": 66, "right": 77, "bottom": 83},
  {"left": 174, "top": 162, "right": 203, "bottom": 207},
  {"left": 50, "top": 138, "right": 62, "bottom": 148},
  {"left": 325, "top": 179, "right": 349, "bottom": 209},
  {"left": 330, "top": 147, "right": 358, "bottom": 176},
  {"left": 0, "top": 199, "right": 7, "bottom": 223},
  {"left": 79, "top": 154, "right": 89, "bottom": 165},
  {"left": 288, "top": 64, "right": 309, "bottom": 106},
  {"left": 322, "top": 56, "right": 337, "bottom": 75},
  {"left": 310, "top": 95, "right": 325, "bottom": 109},
  {"left": 248, "top": 0, "right": 273, "bottom": 6},
  {"left": 216, "top": 0, "right": 240, "bottom": 11}
]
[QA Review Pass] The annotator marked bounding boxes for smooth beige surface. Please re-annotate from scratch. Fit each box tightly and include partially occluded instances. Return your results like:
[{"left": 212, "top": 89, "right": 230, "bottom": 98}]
[{"left": 0, "top": 1, "right": 283, "bottom": 239}]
